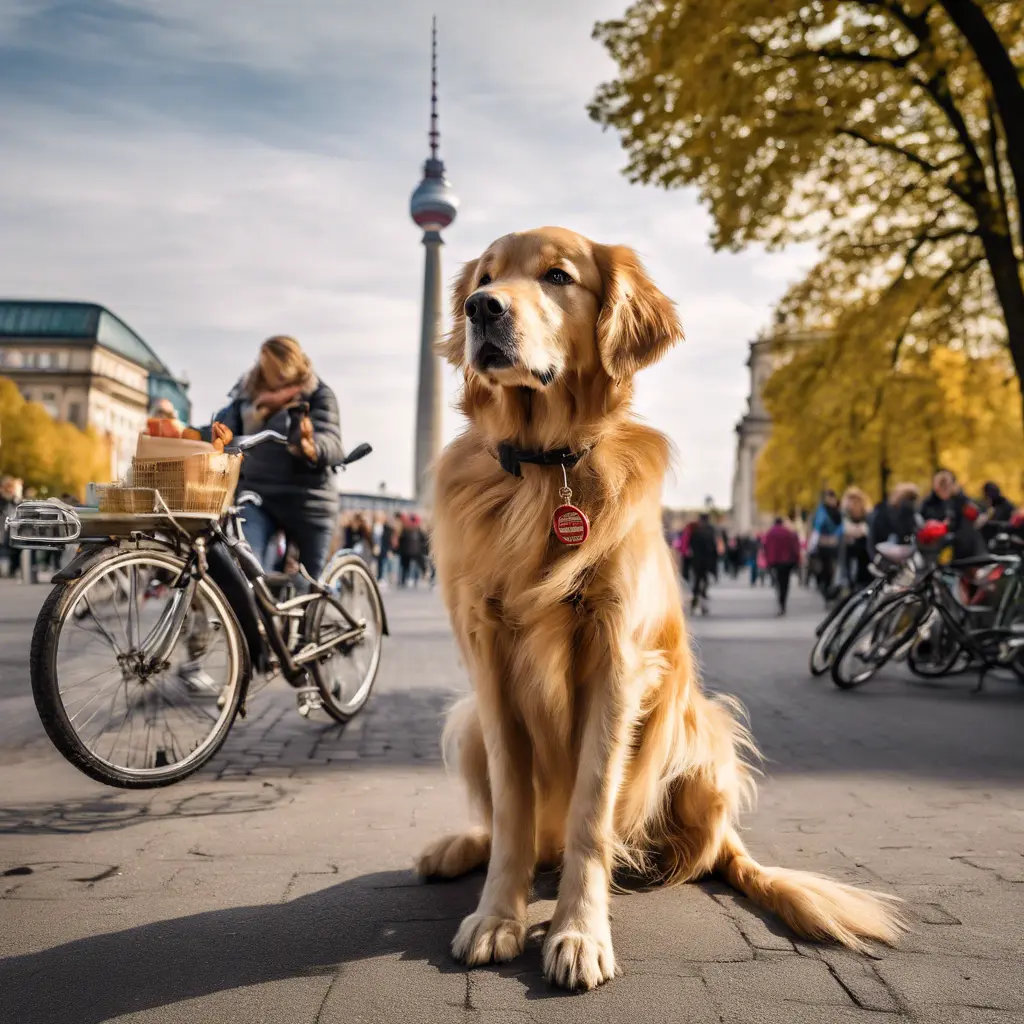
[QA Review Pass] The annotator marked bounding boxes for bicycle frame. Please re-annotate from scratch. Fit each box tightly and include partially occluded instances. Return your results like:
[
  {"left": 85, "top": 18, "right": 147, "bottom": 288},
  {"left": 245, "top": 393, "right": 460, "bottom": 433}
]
[
  {"left": 915, "top": 559, "right": 1024, "bottom": 671},
  {"left": 45, "top": 513, "right": 382, "bottom": 691}
]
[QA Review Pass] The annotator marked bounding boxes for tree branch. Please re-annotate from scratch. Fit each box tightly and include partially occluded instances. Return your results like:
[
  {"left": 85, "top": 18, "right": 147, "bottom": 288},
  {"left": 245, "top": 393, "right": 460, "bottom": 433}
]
[
  {"left": 751, "top": 38, "right": 919, "bottom": 69},
  {"left": 839, "top": 226, "right": 979, "bottom": 255},
  {"left": 854, "top": 2, "right": 990, "bottom": 192},
  {"left": 837, "top": 127, "right": 970, "bottom": 200},
  {"left": 887, "top": 253, "right": 983, "bottom": 368}
]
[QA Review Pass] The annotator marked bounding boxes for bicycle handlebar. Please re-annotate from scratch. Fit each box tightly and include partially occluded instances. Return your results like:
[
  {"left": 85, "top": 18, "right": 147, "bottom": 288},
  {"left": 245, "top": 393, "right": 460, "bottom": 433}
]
[{"left": 224, "top": 430, "right": 288, "bottom": 454}]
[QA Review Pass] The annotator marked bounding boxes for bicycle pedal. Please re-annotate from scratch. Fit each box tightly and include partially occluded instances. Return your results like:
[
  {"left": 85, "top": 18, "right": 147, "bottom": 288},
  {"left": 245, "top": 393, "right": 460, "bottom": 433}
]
[{"left": 296, "top": 686, "right": 322, "bottom": 717}]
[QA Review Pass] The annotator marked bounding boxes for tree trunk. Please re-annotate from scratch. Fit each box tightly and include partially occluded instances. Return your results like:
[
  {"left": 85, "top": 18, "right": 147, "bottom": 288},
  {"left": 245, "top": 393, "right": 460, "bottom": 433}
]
[
  {"left": 939, "top": 0, "right": 1024, "bottom": 245},
  {"left": 979, "top": 228, "right": 1024, "bottom": 428}
]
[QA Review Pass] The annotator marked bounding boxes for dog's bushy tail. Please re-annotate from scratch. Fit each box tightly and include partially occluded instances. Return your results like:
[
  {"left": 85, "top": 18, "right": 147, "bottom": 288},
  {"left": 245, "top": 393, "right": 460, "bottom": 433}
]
[{"left": 717, "top": 828, "right": 905, "bottom": 952}]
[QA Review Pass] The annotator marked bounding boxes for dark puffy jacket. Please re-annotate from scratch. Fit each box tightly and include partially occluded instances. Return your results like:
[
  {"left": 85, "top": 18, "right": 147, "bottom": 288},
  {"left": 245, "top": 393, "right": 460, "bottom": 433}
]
[
  {"left": 919, "top": 490, "right": 982, "bottom": 558},
  {"left": 689, "top": 523, "right": 719, "bottom": 573},
  {"left": 869, "top": 500, "right": 919, "bottom": 550},
  {"left": 207, "top": 376, "right": 344, "bottom": 519}
]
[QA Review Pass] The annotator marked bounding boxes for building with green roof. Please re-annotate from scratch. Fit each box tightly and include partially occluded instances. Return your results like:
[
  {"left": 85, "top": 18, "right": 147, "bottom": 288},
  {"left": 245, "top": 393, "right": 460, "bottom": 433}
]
[{"left": 0, "top": 301, "right": 190, "bottom": 477}]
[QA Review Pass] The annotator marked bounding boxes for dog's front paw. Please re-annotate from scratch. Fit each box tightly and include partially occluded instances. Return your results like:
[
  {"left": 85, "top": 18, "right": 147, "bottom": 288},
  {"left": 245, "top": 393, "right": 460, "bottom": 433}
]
[
  {"left": 452, "top": 912, "right": 526, "bottom": 966},
  {"left": 543, "top": 929, "right": 616, "bottom": 991}
]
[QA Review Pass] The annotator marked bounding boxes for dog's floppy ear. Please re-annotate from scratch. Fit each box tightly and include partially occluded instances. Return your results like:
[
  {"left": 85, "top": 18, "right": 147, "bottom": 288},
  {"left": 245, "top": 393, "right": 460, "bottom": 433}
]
[
  {"left": 437, "top": 258, "right": 480, "bottom": 367},
  {"left": 594, "top": 244, "right": 682, "bottom": 379}
]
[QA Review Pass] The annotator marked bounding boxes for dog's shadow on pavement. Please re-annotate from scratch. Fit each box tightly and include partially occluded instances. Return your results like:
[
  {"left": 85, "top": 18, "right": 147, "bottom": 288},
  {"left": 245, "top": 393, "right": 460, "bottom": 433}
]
[{"left": 0, "top": 867, "right": 619, "bottom": 1020}]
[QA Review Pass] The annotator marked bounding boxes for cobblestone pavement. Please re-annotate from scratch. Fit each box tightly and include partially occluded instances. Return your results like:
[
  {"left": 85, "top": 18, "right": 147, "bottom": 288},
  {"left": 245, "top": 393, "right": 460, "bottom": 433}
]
[{"left": 0, "top": 575, "right": 1022, "bottom": 1024}]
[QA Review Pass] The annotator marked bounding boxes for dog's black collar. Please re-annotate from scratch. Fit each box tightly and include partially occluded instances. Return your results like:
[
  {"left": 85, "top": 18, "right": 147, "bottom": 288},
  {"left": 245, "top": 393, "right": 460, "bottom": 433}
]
[{"left": 496, "top": 443, "right": 584, "bottom": 478}]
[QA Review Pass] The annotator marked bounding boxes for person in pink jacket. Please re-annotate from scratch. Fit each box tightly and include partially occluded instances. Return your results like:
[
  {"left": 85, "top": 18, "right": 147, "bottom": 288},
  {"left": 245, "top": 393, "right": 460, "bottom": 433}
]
[{"left": 763, "top": 516, "right": 802, "bottom": 616}]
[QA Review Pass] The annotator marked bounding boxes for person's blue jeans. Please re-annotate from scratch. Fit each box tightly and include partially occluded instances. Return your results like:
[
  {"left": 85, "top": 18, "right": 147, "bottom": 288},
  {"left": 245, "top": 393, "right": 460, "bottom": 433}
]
[{"left": 240, "top": 501, "right": 334, "bottom": 581}]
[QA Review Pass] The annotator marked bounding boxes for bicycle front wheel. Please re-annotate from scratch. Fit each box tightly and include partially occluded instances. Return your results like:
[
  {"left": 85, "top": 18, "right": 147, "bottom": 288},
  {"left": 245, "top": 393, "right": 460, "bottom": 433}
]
[
  {"left": 831, "top": 591, "right": 929, "bottom": 690},
  {"left": 310, "top": 554, "right": 385, "bottom": 723},
  {"left": 30, "top": 547, "right": 247, "bottom": 788},
  {"left": 809, "top": 587, "right": 872, "bottom": 677}
]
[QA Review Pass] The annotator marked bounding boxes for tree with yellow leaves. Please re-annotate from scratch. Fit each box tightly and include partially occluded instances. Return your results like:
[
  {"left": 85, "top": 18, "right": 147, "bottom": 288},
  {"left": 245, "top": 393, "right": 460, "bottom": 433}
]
[
  {"left": 590, "top": 0, "right": 1024, "bottom": 423},
  {"left": 754, "top": 334, "right": 1023, "bottom": 512},
  {"left": 0, "top": 376, "right": 110, "bottom": 499}
]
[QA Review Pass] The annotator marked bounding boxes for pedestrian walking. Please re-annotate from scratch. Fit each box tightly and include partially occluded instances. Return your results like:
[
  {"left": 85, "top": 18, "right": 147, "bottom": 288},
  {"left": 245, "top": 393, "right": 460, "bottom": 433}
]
[
  {"left": 398, "top": 514, "right": 425, "bottom": 587},
  {"left": 868, "top": 482, "right": 920, "bottom": 555},
  {"left": 763, "top": 517, "right": 801, "bottom": 615},
  {"left": 809, "top": 490, "right": 843, "bottom": 601},
  {"left": 0, "top": 477, "right": 20, "bottom": 579},
  {"left": 374, "top": 513, "right": 396, "bottom": 584},
  {"left": 689, "top": 513, "right": 718, "bottom": 616},
  {"left": 841, "top": 487, "right": 871, "bottom": 590}
]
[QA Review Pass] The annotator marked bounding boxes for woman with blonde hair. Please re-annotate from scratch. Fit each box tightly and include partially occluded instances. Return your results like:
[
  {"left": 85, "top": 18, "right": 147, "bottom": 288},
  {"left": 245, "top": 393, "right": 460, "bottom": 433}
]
[
  {"left": 841, "top": 486, "right": 871, "bottom": 588},
  {"left": 203, "top": 335, "right": 344, "bottom": 580}
]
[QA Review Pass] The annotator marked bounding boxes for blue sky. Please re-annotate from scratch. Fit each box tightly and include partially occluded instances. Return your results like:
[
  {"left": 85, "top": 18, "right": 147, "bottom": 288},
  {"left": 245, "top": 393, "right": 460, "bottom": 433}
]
[{"left": 0, "top": 0, "right": 812, "bottom": 505}]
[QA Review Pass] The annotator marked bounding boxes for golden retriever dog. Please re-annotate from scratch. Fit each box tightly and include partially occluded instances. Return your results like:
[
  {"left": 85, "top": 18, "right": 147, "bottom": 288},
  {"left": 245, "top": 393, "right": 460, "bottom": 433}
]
[{"left": 417, "top": 227, "right": 903, "bottom": 990}]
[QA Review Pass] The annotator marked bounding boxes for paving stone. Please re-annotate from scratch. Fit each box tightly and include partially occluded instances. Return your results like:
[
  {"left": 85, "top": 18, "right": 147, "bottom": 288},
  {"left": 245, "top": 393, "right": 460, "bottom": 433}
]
[
  {"left": 875, "top": 953, "right": 1024, "bottom": 1012},
  {"left": 702, "top": 956, "right": 855, "bottom": 1007},
  {"left": 817, "top": 948, "right": 900, "bottom": 1013},
  {"left": 717, "top": 1001, "right": 902, "bottom": 1024},
  {"left": 1, "top": 581, "right": 1023, "bottom": 1024}
]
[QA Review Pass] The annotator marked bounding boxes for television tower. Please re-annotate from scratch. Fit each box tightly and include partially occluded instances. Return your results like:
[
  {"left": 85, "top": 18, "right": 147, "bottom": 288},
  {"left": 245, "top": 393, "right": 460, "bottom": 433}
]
[{"left": 409, "top": 17, "right": 458, "bottom": 506}]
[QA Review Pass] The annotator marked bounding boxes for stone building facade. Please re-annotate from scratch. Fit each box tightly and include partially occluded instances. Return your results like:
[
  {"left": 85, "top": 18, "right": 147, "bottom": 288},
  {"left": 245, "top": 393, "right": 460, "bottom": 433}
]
[
  {"left": 0, "top": 301, "right": 189, "bottom": 479},
  {"left": 729, "top": 337, "right": 774, "bottom": 536}
]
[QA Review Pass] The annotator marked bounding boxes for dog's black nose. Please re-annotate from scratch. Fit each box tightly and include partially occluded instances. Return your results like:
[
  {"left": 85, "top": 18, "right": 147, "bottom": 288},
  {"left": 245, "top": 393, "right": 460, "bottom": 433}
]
[{"left": 465, "top": 290, "right": 509, "bottom": 325}]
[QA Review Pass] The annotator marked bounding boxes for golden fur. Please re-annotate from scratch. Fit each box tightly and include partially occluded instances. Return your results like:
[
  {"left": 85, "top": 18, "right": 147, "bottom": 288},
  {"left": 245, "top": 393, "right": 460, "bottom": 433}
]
[{"left": 417, "top": 227, "right": 904, "bottom": 990}]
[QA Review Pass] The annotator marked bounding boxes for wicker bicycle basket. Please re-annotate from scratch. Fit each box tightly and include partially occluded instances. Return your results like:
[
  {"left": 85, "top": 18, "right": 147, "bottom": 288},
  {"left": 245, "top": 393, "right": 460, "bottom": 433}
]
[
  {"left": 96, "top": 486, "right": 158, "bottom": 514},
  {"left": 126, "top": 452, "right": 242, "bottom": 514}
]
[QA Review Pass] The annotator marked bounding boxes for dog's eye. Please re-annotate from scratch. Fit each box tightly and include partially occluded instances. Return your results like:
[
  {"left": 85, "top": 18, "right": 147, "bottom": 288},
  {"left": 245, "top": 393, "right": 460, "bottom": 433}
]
[
  {"left": 543, "top": 268, "right": 574, "bottom": 286},
  {"left": 478, "top": 273, "right": 492, "bottom": 287}
]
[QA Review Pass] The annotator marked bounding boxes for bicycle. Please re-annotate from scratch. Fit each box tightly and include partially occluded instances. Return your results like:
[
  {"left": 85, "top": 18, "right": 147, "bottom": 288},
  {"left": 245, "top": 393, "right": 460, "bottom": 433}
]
[
  {"left": 6, "top": 431, "right": 387, "bottom": 789},
  {"left": 830, "top": 521, "right": 1024, "bottom": 690},
  {"left": 807, "top": 542, "right": 918, "bottom": 677}
]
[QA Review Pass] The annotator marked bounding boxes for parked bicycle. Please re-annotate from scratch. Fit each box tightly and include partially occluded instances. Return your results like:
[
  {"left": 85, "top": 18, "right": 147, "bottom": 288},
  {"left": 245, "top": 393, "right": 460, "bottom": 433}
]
[
  {"left": 6, "top": 431, "right": 386, "bottom": 789},
  {"left": 807, "top": 541, "right": 919, "bottom": 678},
  {"left": 830, "top": 520, "right": 1024, "bottom": 690}
]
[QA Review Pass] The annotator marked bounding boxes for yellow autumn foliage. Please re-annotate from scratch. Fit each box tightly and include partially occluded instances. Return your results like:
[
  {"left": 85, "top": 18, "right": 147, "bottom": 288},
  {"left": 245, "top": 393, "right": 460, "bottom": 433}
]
[
  {"left": 754, "top": 337, "right": 1023, "bottom": 513},
  {"left": 591, "top": 0, "right": 1024, "bottom": 417},
  {"left": 0, "top": 376, "right": 111, "bottom": 500}
]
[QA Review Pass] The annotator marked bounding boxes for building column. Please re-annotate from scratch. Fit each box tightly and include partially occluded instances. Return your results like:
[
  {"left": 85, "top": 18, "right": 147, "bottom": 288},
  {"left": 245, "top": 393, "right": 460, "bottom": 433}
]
[
  {"left": 737, "top": 443, "right": 752, "bottom": 535},
  {"left": 414, "top": 229, "right": 444, "bottom": 508}
]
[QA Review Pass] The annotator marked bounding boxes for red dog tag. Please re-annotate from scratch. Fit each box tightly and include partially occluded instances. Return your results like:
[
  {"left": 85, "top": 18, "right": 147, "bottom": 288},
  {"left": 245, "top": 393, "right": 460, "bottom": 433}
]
[{"left": 553, "top": 504, "right": 589, "bottom": 546}]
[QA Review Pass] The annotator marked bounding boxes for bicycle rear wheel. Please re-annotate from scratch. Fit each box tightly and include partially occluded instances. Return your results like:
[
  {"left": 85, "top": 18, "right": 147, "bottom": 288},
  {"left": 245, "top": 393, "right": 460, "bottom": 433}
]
[
  {"left": 310, "top": 554, "right": 384, "bottom": 723},
  {"left": 31, "top": 547, "right": 247, "bottom": 787},
  {"left": 831, "top": 591, "right": 929, "bottom": 689},
  {"left": 907, "top": 612, "right": 968, "bottom": 678}
]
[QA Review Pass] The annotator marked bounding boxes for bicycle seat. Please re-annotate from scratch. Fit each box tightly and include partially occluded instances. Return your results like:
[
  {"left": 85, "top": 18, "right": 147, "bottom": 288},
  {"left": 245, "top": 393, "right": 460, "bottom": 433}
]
[{"left": 875, "top": 542, "right": 913, "bottom": 565}]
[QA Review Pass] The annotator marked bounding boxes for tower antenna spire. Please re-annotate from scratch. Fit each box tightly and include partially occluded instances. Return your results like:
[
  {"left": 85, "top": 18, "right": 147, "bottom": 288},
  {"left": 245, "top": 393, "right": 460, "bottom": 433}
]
[
  {"left": 409, "top": 16, "right": 458, "bottom": 505},
  {"left": 429, "top": 15, "right": 439, "bottom": 161}
]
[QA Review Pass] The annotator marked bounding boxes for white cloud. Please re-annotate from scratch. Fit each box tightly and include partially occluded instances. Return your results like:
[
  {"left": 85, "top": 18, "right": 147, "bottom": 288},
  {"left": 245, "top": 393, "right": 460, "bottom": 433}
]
[{"left": 0, "top": 0, "right": 809, "bottom": 505}]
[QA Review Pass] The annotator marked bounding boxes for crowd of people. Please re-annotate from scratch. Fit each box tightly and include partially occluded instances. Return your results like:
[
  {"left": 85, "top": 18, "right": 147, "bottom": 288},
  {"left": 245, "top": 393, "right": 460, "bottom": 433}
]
[
  {"left": 336, "top": 511, "right": 434, "bottom": 589},
  {"left": 668, "top": 470, "right": 1020, "bottom": 617},
  {"left": 4, "top": 325, "right": 1017, "bottom": 619}
]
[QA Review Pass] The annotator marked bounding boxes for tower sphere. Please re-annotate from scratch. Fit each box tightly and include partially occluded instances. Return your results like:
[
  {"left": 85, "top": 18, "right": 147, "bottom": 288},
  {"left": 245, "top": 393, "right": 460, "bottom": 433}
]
[{"left": 410, "top": 158, "right": 459, "bottom": 231}]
